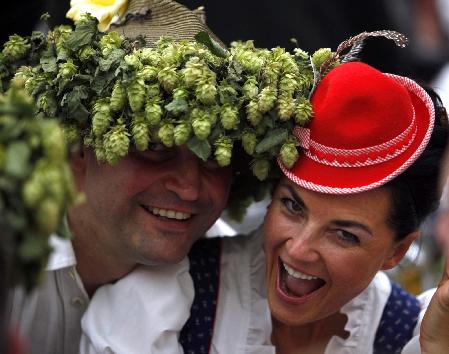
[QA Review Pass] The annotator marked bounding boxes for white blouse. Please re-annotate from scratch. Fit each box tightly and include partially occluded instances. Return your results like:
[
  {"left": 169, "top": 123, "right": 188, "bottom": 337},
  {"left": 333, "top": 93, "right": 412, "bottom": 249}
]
[{"left": 80, "top": 229, "right": 432, "bottom": 354}]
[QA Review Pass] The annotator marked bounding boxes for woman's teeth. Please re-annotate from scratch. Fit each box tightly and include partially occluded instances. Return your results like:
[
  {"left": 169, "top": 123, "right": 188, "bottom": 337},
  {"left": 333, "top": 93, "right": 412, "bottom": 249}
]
[
  {"left": 283, "top": 263, "right": 318, "bottom": 280},
  {"left": 147, "top": 206, "right": 191, "bottom": 220}
]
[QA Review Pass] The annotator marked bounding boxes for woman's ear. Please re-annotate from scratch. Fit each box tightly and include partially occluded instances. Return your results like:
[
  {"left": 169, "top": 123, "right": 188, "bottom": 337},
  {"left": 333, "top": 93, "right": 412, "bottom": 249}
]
[{"left": 381, "top": 231, "right": 420, "bottom": 270}]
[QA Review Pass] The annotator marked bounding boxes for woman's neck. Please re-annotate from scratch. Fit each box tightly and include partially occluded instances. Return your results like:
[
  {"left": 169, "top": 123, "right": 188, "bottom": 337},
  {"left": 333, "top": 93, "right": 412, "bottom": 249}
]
[{"left": 271, "top": 312, "right": 349, "bottom": 354}]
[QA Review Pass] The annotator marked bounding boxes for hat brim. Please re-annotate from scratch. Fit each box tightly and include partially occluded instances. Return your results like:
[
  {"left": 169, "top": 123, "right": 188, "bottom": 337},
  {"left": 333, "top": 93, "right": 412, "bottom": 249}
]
[{"left": 280, "top": 74, "right": 435, "bottom": 194}]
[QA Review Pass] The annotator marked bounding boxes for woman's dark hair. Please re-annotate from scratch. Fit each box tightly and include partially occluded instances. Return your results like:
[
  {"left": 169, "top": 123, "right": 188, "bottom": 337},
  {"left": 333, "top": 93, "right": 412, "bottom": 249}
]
[{"left": 386, "top": 87, "right": 449, "bottom": 240}]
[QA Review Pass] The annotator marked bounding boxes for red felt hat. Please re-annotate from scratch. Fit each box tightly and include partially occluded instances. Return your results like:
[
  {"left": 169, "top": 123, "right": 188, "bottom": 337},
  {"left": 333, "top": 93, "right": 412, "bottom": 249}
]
[{"left": 280, "top": 62, "right": 435, "bottom": 194}]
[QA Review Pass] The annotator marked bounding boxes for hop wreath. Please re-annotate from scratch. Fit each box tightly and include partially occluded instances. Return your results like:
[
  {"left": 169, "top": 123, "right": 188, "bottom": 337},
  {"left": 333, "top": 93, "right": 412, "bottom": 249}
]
[{"left": 0, "top": 14, "right": 326, "bottom": 219}]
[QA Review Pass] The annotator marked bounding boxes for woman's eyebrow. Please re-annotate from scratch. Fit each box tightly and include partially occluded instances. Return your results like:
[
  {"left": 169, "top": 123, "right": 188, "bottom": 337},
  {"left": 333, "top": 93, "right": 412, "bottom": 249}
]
[{"left": 331, "top": 220, "right": 373, "bottom": 237}]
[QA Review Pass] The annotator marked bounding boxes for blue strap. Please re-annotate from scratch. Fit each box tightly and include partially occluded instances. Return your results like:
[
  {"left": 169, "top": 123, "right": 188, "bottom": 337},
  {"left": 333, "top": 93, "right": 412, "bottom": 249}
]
[
  {"left": 179, "top": 237, "right": 222, "bottom": 354},
  {"left": 373, "top": 282, "right": 421, "bottom": 354}
]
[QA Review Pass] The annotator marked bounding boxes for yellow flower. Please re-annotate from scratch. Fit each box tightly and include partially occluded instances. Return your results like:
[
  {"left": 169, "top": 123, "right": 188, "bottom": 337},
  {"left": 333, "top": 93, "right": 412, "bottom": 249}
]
[{"left": 66, "top": 0, "right": 129, "bottom": 32}]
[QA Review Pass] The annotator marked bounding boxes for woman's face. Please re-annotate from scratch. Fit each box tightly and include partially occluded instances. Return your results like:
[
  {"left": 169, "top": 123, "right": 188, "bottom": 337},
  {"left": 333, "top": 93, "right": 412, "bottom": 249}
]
[{"left": 264, "top": 177, "right": 415, "bottom": 326}]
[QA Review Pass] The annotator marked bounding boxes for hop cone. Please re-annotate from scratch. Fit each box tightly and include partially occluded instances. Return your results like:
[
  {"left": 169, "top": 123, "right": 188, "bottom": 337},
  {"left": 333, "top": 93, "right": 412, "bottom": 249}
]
[
  {"left": 242, "top": 129, "right": 257, "bottom": 155},
  {"left": 294, "top": 97, "right": 313, "bottom": 125},
  {"left": 158, "top": 123, "right": 175, "bottom": 147},
  {"left": 220, "top": 104, "right": 239, "bottom": 130},
  {"left": 92, "top": 99, "right": 112, "bottom": 137},
  {"left": 127, "top": 77, "right": 146, "bottom": 113},
  {"left": 214, "top": 136, "right": 233, "bottom": 167},
  {"left": 37, "top": 92, "right": 57, "bottom": 117},
  {"left": 146, "top": 83, "right": 161, "bottom": 98},
  {"left": 279, "top": 73, "right": 298, "bottom": 96},
  {"left": 103, "top": 119, "right": 130, "bottom": 165},
  {"left": 131, "top": 113, "right": 150, "bottom": 151},
  {"left": 58, "top": 59, "right": 78, "bottom": 80},
  {"left": 174, "top": 121, "right": 192, "bottom": 146},
  {"left": 158, "top": 66, "right": 179, "bottom": 93},
  {"left": 242, "top": 76, "right": 259, "bottom": 100},
  {"left": 281, "top": 53, "right": 300, "bottom": 75},
  {"left": 140, "top": 66, "right": 158, "bottom": 82},
  {"left": 124, "top": 53, "right": 143, "bottom": 70},
  {"left": 312, "top": 48, "right": 333, "bottom": 70},
  {"left": 94, "top": 138, "right": 107, "bottom": 162},
  {"left": 145, "top": 101, "right": 162, "bottom": 126},
  {"left": 277, "top": 94, "right": 296, "bottom": 121},
  {"left": 261, "top": 60, "right": 281, "bottom": 86},
  {"left": 252, "top": 159, "right": 270, "bottom": 181},
  {"left": 173, "top": 87, "right": 189, "bottom": 100},
  {"left": 41, "top": 121, "right": 66, "bottom": 163},
  {"left": 52, "top": 25, "right": 72, "bottom": 53},
  {"left": 2, "top": 34, "right": 29, "bottom": 61},
  {"left": 139, "top": 48, "right": 161, "bottom": 66},
  {"left": 100, "top": 32, "right": 123, "bottom": 56},
  {"left": 280, "top": 141, "right": 299, "bottom": 169},
  {"left": 196, "top": 81, "right": 217, "bottom": 105},
  {"left": 246, "top": 100, "right": 262, "bottom": 126},
  {"left": 182, "top": 57, "right": 206, "bottom": 88},
  {"left": 10, "top": 66, "right": 33, "bottom": 88},
  {"left": 258, "top": 86, "right": 277, "bottom": 113},
  {"left": 36, "top": 198, "right": 60, "bottom": 236},
  {"left": 110, "top": 81, "right": 127, "bottom": 113},
  {"left": 192, "top": 115, "right": 211, "bottom": 140},
  {"left": 22, "top": 174, "right": 44, "bottom": 208},
  {"left": 235, "top": 49, "right": 264, "bottom": 74},
  {"left": 78, "top": 46, "right": 96, "bottom": 62}
]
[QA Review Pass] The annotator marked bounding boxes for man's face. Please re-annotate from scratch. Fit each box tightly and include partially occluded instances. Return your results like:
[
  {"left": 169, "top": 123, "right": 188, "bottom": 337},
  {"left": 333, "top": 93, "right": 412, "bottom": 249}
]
[{"left": 69, "top": 144, "right": 232, "bottom": 266}]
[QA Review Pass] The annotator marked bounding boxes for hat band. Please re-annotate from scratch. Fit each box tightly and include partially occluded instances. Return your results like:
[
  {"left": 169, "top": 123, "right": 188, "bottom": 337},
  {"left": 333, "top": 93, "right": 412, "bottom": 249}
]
[{"left": 293, "top": 107, "right": 417, "bottom": 168}]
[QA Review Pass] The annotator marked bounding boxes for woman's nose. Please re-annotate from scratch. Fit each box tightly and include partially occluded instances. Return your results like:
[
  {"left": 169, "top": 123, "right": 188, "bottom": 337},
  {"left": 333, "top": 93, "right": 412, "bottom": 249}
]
[{"left": 285, "top": 230, "right": 321, "bottom": 263}]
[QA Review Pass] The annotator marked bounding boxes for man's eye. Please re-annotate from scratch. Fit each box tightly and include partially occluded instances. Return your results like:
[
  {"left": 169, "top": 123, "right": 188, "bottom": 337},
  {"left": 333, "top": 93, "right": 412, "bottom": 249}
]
[
  {"left": 281, "top": 197, "right": 303, "bottom": 215},
  {"left": 148, "top": 143, "right": 168, "bottom": 152},
  {"left": 335, "top": 230, "right": 360, "bottom": 244}
]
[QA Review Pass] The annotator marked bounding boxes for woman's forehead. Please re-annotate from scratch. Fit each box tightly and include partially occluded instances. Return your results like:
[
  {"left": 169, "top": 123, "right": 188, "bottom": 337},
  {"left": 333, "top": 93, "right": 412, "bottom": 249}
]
[{"left": 277, "top": 177, "right": 392, "bottom": 221}]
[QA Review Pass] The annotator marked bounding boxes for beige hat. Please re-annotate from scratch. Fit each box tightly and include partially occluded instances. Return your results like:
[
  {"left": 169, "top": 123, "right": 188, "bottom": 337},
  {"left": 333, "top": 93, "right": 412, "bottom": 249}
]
[{"left": 109, "top": 0, "right": 225, "bottom": 48}]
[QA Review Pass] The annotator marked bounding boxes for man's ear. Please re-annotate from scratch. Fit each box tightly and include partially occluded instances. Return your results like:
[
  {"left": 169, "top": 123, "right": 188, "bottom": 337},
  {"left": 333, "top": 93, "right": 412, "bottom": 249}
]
[{"left": 381, "top": 231, "right": 420, "bottom": 270}]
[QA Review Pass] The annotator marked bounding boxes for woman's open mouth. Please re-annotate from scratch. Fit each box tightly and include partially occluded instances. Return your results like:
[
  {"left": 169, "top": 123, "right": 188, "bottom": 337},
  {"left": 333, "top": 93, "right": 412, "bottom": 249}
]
[{"left": 277, "top": 258, "right": 326, "bottom": 301}]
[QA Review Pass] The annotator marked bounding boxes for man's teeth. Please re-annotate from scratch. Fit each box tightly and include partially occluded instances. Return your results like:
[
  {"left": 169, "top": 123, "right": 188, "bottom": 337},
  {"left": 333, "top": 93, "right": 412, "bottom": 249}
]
[
  {"left": 150, "top": 207, "right": 191, "bottom": 220},
  {"left": 283, "top": 263, "right": 318, "bottom": 280}
]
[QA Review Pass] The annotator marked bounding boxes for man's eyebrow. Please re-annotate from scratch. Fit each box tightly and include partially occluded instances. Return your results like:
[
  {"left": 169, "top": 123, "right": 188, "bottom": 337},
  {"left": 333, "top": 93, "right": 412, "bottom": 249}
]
[
  {"left": 279, "top": 182, "right": 307, "bottom": 212},
  {"left": 332, "top": 220, "right": 373, "bottom": 236}
]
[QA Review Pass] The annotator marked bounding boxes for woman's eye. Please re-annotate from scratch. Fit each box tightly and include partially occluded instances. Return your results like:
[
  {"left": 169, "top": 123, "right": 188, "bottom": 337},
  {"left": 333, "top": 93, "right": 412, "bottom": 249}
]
[
  {"left": 281, "top": 197, "right": 303, "bottom": 215},
  {"left": 335, "top": 230, "right": 360, "bottom": 244}
]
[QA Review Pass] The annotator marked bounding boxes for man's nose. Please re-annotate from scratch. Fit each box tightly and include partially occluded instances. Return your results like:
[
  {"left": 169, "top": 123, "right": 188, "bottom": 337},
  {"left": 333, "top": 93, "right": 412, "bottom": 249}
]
[
  {"left": 285, "top": 229, "right": 321, "bottom": 263},
  {"left": 164, "top": 147, "right": 201, "bottom": 201}
]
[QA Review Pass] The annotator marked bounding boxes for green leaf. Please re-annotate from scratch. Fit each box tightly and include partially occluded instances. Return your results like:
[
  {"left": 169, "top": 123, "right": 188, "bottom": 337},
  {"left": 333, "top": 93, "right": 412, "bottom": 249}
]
[
  {"left": 98, "top": 48, "right": 125, "bottom": 71},
  {"left": 40, "top": 57, "right": 57, "bottom": 73},
  {"left": 187, "top": 136, "right": 211, "bottom": 161},
  {"left": 255, "top": 128, "right": 288, "bottom": 154},
  {"left": 194, "top": 31, "right": 229, "bottom": 58},
  {"left": 5, "top": 141, "right": 31, "bottom": 178},
  {"left": 64, "top": 86, "right": 89, "bottom": 123},
  {"left": 165, "top": 98, "right": 188, "bottom": 116},
  {"left": 64, "top": 18, "right": 97, "bottom": 51},
  {"left": 91, "top": 71, "right": 115, "bottom": 95}
]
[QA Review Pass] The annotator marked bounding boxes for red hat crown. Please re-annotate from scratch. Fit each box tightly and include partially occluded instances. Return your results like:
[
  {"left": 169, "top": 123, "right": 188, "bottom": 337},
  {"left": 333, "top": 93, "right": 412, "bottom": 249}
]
[{"left": 281, "top": 62, "right": 435, "bottom": 194}]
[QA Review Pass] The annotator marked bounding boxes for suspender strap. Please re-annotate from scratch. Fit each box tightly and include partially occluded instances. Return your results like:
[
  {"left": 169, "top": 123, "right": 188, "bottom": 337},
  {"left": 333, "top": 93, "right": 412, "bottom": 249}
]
[
  {"left": 180, "top": 237, "right": 222, "bottom": 354},
  {"left": 373, "top": 282, "right": 421, "bottom": 354}
]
